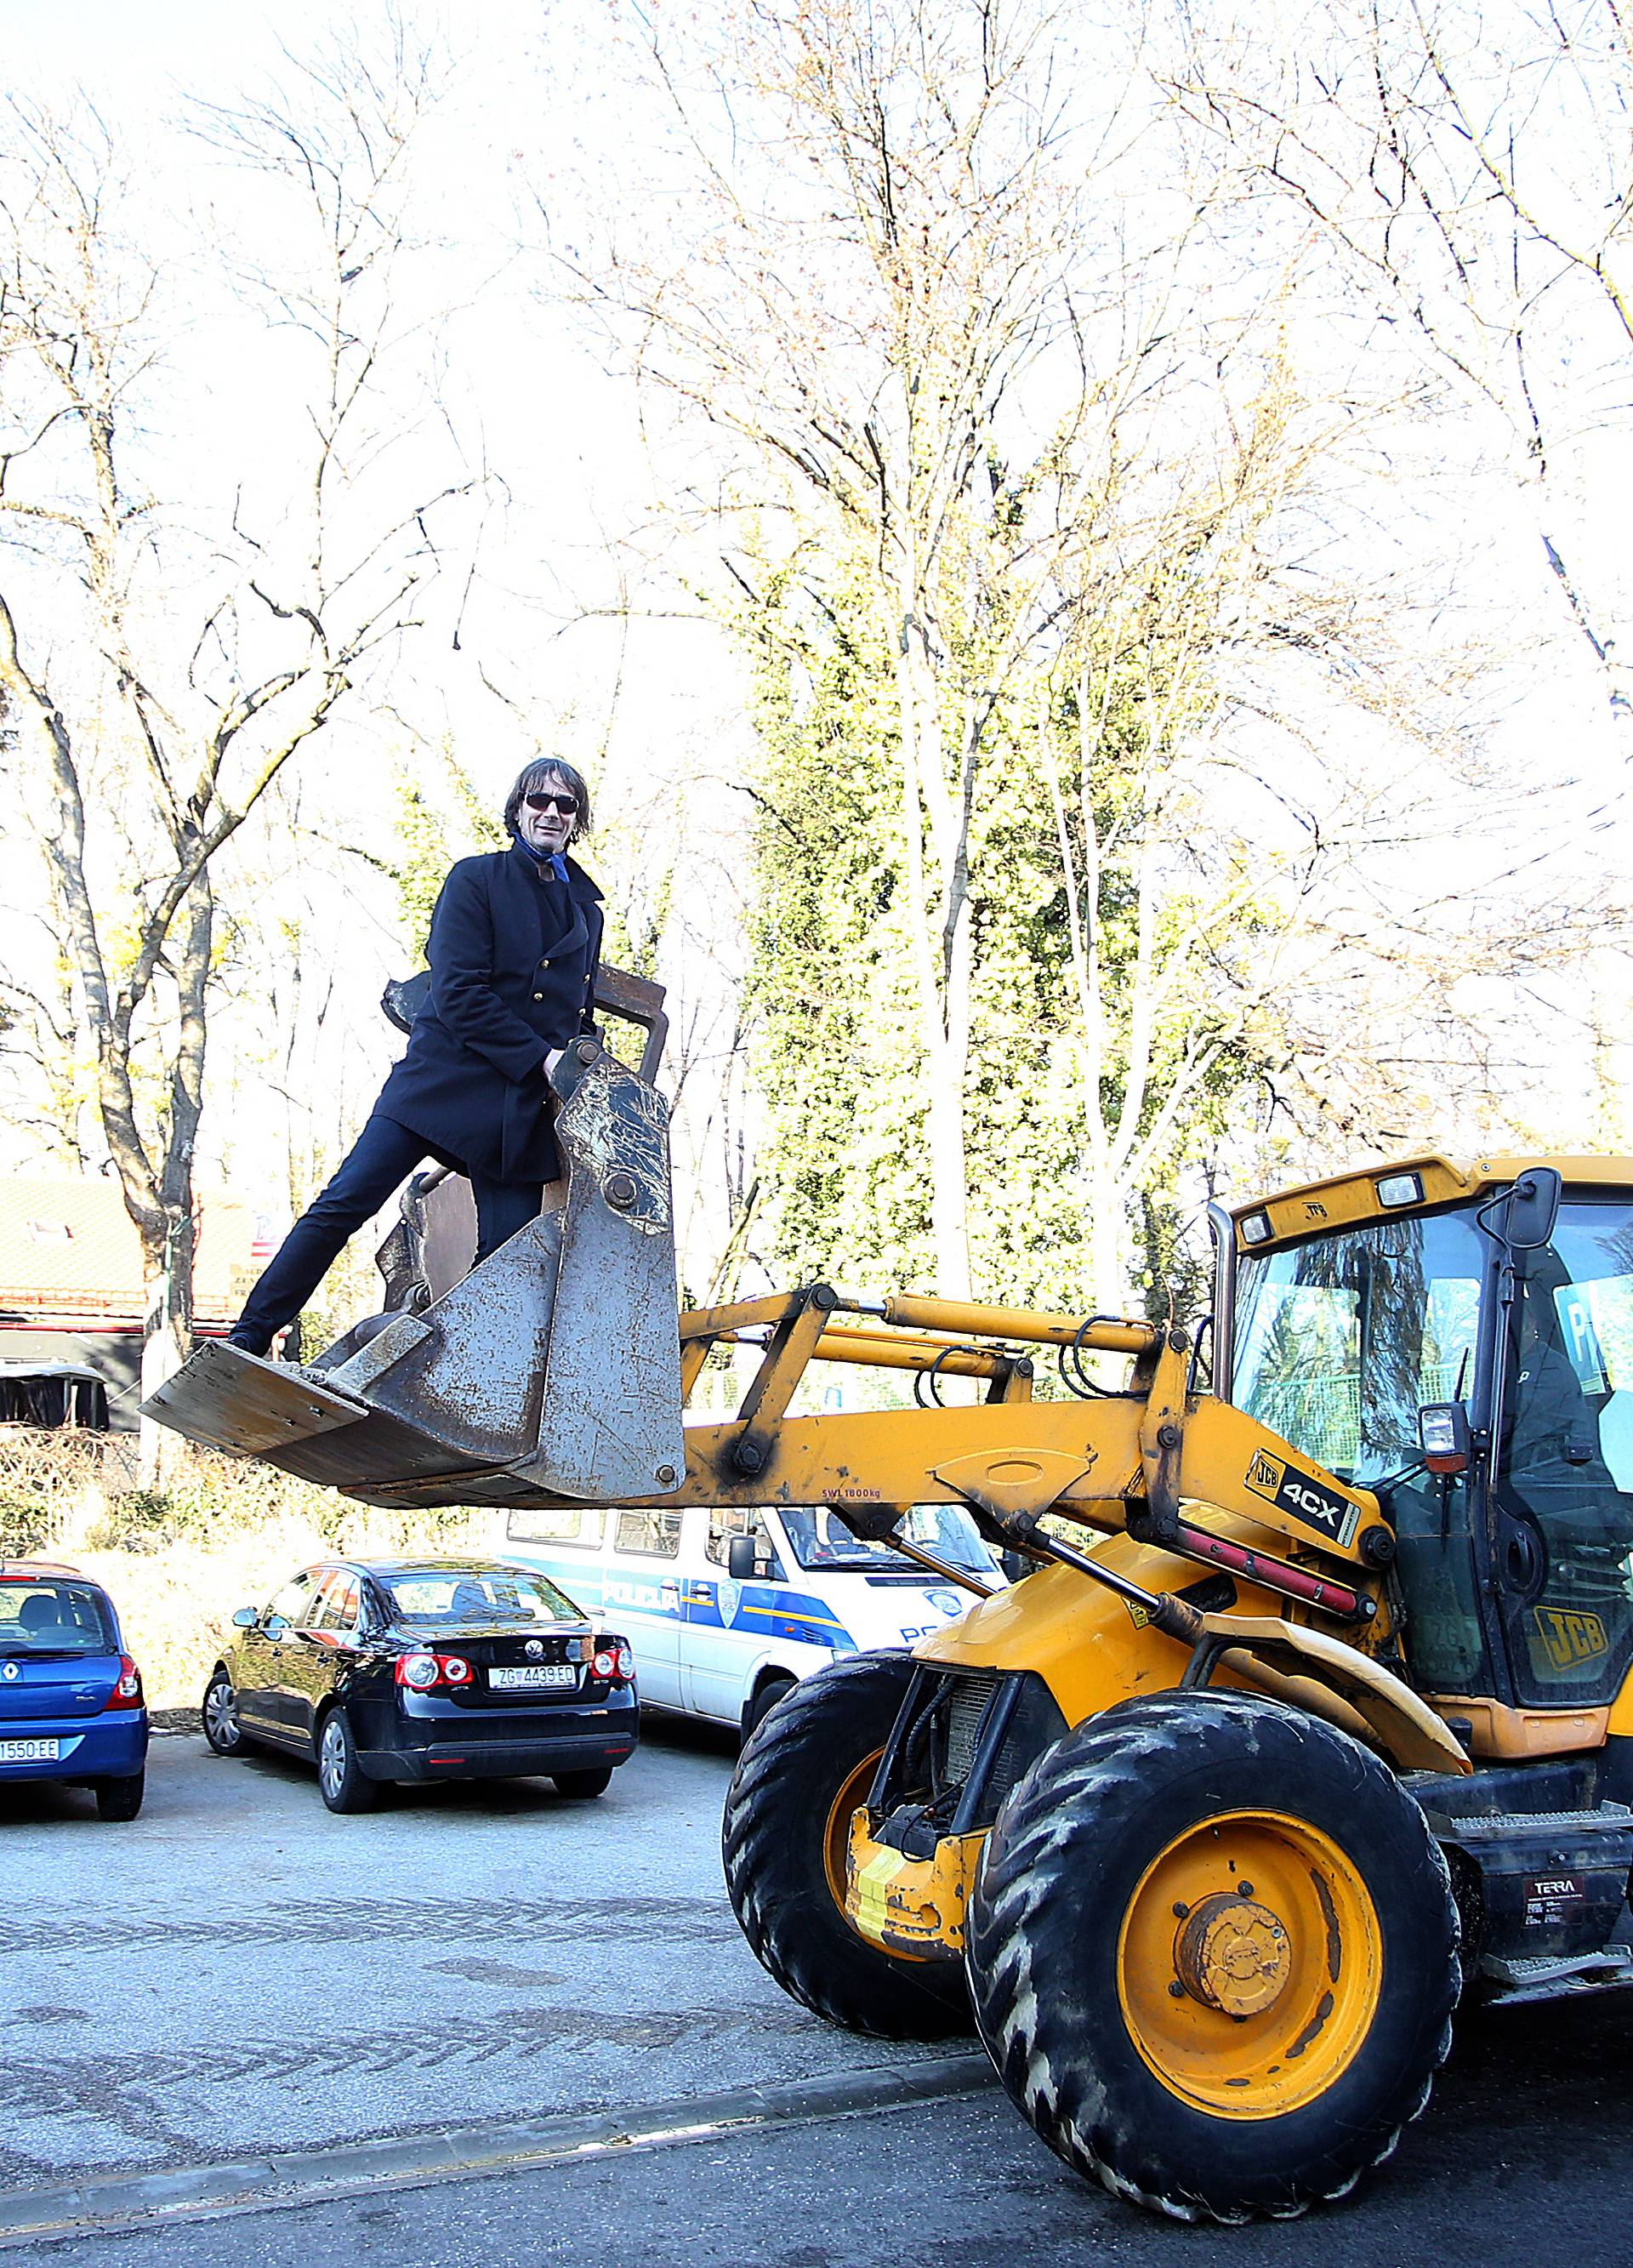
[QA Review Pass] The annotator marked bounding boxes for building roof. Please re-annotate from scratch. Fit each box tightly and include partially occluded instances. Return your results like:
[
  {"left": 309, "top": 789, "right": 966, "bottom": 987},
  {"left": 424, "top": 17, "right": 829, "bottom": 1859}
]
[{"left": 0, "top": 1177, "right": 256, "bottom": 1328}]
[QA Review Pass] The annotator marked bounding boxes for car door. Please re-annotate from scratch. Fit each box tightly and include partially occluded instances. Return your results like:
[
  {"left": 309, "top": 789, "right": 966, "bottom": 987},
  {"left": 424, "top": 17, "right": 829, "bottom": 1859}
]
[
  {"left": 282, "top": 1569, "right": 354, "bottom": 1749},
  {"left": 603, "top": 1507, "right": 685, "bottom": 1707},
  {"left": 683, "top": 1510, "right": 787, "bottom": 1724},
  {"left": 239, "top": 1571, "right": 317, "bottom": 1737}
]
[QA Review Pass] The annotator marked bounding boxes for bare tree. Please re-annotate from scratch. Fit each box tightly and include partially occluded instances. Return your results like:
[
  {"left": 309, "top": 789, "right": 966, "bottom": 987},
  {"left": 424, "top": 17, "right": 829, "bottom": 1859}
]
[
  {"left": 0, "top": 37, "right": 475, "bottom": 1463},
  {"left": 1173, "top": 0, "right": 1633, "bottom": 719},
  {"left": 550, "top": 0, "right": 1260, "bottom": 1295}
]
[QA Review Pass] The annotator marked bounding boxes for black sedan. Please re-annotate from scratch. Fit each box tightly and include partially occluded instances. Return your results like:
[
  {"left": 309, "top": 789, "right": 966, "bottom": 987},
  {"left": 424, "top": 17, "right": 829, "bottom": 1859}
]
[{"left": 202, "top": 1559, "right": 638, "bottom": 1812}]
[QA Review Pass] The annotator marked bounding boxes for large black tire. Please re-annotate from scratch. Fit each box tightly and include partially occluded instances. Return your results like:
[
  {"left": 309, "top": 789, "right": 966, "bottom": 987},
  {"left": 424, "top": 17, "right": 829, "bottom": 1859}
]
[
  {"left": 965, "top": 1690, "right": 1459, "bottom": 2224},
  {"left": 722, "top": 1652, "right": 970, "bottom": 2038}
]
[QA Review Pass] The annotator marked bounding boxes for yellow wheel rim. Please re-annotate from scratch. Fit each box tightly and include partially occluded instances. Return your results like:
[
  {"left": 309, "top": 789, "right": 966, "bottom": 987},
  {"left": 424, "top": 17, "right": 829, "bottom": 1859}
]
[
  {"left": 1117, "top": 1809, "right": 1383, "bottom": 2119},
  {"left": 822, "top": 1747, "right": 885, "bottom": 1913}
]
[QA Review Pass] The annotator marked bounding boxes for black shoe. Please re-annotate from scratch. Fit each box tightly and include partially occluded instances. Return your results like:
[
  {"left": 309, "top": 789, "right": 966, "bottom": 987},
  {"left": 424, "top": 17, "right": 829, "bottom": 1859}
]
[{"left": 226, "top": 1327, "right": 272, "bottom": 1357}]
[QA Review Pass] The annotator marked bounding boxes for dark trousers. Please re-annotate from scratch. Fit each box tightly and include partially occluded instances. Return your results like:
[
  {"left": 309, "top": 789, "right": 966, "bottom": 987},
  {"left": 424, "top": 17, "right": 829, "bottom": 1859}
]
[{"left": 234, "top": 1110, "right": 542, "bottom": 1353}]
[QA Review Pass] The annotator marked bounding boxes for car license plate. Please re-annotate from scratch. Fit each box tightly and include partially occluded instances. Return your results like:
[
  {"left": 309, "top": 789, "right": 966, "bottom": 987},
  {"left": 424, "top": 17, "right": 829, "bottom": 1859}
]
[
  {"left": 488, "top": 1665, "right": 575, "bottom": 1690},
  {"left": 0, "top": 1737, "right": 60, "bottom": 1764}
]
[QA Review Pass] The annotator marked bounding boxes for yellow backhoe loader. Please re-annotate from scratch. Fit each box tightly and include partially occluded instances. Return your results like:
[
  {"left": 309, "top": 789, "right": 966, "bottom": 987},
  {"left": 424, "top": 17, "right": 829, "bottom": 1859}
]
[{"left": 143, "top": 1014, "right": 1633, "bottom": 2223}]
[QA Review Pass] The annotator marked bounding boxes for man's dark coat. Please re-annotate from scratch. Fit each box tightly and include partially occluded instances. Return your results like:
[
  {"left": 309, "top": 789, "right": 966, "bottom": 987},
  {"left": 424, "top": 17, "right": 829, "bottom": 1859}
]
[{"left": 375, "top": 843, "right": 603, "bottom": 1185}]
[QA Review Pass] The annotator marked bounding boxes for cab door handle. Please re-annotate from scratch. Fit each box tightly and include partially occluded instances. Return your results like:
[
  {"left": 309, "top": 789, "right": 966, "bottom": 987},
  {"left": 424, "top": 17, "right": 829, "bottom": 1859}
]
[{"left": 1504, "top": 1520, "right": 1546, "bottom": 1602}]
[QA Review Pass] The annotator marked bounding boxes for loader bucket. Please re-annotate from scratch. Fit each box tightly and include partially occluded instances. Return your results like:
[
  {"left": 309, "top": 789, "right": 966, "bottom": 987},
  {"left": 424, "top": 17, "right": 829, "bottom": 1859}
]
[{"left": 140, "top": 1040, "right": 686, "bottom": 1507}]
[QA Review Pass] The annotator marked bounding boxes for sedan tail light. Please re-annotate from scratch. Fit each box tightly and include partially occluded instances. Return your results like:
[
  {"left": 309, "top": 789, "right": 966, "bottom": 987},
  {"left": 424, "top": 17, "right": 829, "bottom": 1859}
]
[
  {"left": 591, "top": 1636, "right": 635, "bottom": 1684},
  {"left": 104, "top": 1655, "right": 144, "bottom": 1710},
  {"left": 395, "top": 1653, "right": 475, "bottom": 1690}
]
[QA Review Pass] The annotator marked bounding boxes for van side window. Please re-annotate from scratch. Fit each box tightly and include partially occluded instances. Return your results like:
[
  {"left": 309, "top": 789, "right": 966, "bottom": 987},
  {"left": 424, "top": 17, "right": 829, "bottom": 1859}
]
[
  {"left": 508, "top": 1507, "right": 606, "bottom": 1549},
  {"left": 705, "top": 1510, "right": 782, "bottom": 1578},
  {"left": 615, "top": 1509, "right": 682, "bottom": 1558}
]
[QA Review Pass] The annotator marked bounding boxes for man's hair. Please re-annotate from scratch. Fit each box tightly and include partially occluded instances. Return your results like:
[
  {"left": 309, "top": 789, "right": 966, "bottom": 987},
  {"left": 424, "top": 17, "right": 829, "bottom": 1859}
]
[{"left": 504, "top": 757, "right": 593, "bottom": 845}]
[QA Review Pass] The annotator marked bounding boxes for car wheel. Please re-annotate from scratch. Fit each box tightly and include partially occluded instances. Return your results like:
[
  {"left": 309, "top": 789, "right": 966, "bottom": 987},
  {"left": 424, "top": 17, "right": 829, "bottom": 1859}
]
[
  {"left": 316, "top": 1708, "right": 381, "bottom": 1814},
  {"left": 202, "top": 1670, "right": 245, "bottom": 1756},
  {"left": 95, "top": 1771, "right": 145, "bottom": 1822},
  {"left": 741, "top": 1673, "right": 796, "bottom": 1743},
  {"left": 553, "top": 1768, "right": 613, "bottom": 1798}
]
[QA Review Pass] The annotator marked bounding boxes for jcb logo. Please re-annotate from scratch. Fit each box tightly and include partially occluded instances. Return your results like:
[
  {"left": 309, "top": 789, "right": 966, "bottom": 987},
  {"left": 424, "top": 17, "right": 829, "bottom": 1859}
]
[
  {"left": 1533, "top": 1607, "right": 1608, "bottom": 1674},
  {"left": 1246, "top": 1450, "right": 1283, "bottom": 1496},
  {"left": 1244, "top": 1445, "right": 1357, "bottom": 1545},
  {"left": 1303, "top": 1201, "right": 1329, "bottom": 1220}
]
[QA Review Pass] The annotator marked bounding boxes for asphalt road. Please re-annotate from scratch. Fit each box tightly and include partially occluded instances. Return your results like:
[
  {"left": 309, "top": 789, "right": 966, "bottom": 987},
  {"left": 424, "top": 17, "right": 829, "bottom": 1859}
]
[
  {"left": 3, "top": 1719, "right": 1633, "bottom": 2264},
  {"left": 4, "top": 2009, "right": 1633, "bottom": 2268},
  {"left": 0, "top": 1715, "right": 947, "bottom": 2189}
]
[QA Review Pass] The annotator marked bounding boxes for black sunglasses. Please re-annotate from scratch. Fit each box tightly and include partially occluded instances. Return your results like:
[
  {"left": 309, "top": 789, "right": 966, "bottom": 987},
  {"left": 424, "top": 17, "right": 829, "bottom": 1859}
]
[{"left": 523, "top": 791, "right": 578, "bottom": 816}]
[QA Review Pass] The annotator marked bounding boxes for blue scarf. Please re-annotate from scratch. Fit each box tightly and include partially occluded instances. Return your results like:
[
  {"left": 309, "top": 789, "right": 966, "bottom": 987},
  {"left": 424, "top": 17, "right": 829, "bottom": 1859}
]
[{"left": 509, "top": 824, "right": 567, "bottom": 883}]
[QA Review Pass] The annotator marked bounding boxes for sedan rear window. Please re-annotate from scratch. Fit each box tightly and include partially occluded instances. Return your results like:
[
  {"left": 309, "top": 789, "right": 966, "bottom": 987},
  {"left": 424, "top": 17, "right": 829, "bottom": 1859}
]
[
  {"left": 378, "top": 1568, "right": 581, "bottom": 1627},
  {"left": 0, "top": 1579, "right": 116, "bottom": 1655}
]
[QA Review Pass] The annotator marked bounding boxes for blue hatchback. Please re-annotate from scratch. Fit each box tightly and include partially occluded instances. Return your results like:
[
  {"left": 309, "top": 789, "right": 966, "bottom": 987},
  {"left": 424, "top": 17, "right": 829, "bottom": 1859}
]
[{"left": 0, "top": 1562, "right": 148, "bottom": 1820}]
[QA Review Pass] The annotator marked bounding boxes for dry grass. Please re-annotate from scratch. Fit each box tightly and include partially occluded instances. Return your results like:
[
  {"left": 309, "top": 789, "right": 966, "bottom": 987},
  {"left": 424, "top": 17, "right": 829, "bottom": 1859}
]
[{"left": 0, "top": 1431, "right": 504, "bottom": 1710}]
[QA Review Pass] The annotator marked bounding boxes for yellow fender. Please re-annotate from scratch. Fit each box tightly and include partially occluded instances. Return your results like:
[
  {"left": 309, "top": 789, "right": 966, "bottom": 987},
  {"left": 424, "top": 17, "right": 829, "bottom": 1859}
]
[{"left": 1197, "top": 1614, "right": 1471, "bottom": 1775}]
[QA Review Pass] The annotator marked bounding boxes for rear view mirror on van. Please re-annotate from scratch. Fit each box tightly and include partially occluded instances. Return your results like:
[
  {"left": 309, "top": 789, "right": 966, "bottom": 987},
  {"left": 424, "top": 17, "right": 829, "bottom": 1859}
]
[{"left": 727, "top": 1534, "right": 758, "bottom": 1581}]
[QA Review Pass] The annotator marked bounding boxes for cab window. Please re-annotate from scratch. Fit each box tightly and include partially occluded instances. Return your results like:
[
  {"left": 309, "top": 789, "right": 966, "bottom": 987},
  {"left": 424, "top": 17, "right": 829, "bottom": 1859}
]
[
  {"left": 1232, "top": 1209, "right": 1484, "bottom": 1486},
  {"left": 1233, "top": 1207, "right": 1488, "bottom": 1692}
]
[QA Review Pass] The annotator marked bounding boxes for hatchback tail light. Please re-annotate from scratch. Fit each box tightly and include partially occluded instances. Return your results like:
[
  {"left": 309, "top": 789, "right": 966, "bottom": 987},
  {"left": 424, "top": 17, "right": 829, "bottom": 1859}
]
[
  {"left": 591, "top": 1636, "right": 635, "bottom": 1684},
  {"left": 104, "top": 1655, "right": 144, "bottom": 1710}
]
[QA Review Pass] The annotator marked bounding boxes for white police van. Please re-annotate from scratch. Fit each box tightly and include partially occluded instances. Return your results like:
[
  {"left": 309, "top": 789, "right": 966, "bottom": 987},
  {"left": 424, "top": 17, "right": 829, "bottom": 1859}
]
[{"left": 504, "top": 1501, "right": 1004, "bottom": 1738}]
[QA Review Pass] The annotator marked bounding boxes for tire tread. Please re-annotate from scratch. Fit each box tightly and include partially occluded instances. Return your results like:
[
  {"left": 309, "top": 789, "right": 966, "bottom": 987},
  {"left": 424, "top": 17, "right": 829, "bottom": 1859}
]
[
  {"left": 722, "top": 1654, "right": 969, "bottom": 2038},
  {"left": 965, "top": 1690, "right": 1460, "bottom": 2224}
]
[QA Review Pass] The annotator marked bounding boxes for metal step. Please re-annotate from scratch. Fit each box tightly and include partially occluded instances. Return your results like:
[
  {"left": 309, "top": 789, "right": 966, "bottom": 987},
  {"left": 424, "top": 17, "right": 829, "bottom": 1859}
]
[
  {"left": 1482, "top": 1947, "right": 1633, "bottom": 2005},
  {"left": 1437, "top": 1804, "right": 1633, "bottom": 1837}
]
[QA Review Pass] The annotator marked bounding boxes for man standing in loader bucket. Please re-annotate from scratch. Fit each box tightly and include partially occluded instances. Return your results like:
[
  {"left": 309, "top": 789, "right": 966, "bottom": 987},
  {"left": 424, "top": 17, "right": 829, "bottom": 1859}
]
[{"left": 230, "top": 761, "right": 603, "bottom": 1357}]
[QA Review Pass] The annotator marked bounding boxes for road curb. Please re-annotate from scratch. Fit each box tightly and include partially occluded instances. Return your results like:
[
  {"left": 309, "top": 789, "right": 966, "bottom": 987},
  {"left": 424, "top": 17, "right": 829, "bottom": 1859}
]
[{"left": 0, "top": 2054, "right": 995, "bottom": 2247}]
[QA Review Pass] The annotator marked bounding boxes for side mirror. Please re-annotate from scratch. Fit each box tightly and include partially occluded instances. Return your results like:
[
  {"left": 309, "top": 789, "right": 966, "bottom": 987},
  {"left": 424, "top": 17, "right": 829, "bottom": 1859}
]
[
  {"left": 231, "top": 1606, "right": 259, "bottom": 1629},
  {"left": 1499, "top": 1167, "right": 1562, "bottom": 1251},
  {"left": 726, "top": 1535, "right": 758, "bottom": 1581},
  {"left": 264, "top": 1615, "right": 289, "bottom": 1642}
]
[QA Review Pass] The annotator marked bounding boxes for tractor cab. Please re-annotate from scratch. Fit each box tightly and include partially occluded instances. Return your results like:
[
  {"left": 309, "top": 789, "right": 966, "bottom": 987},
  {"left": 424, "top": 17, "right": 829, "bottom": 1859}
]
[{"left": 1217, "top": 1156, "right": 1633, "bottom": 1741}]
